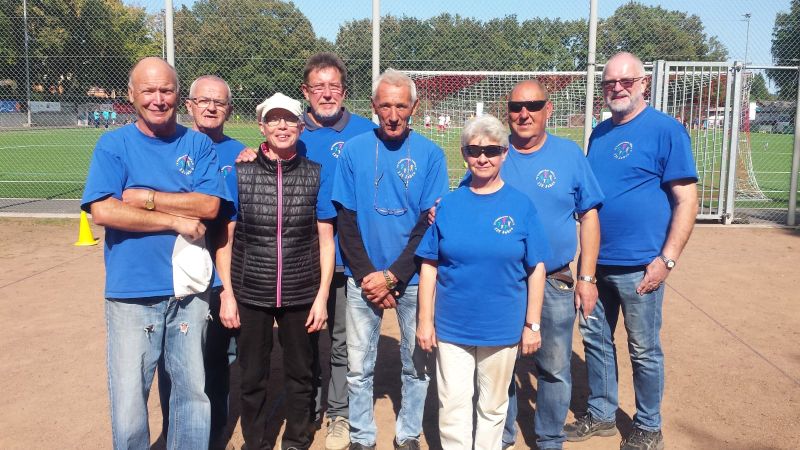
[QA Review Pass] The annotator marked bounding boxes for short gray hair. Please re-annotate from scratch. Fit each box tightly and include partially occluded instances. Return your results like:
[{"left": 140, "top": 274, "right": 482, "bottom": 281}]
[
  {"left": 189, "top": 75, "right": 233, "bottom": 103},
  {"left": 461, "top": 114, "right": 509, "bottom": 148},
  {"left": 372, "top": 68, "right": 417, "bottom": 104}
]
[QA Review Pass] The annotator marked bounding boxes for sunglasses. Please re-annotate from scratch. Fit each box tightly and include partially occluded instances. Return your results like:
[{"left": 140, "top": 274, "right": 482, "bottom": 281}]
[
  {"left": 508, "top": 100, "right": 547, "bottom": 113},
  {"left": 600, "top": 77, "right": 645, "bottom": 90},
  {"left": 462, "top": 145, "right": 506, "bottom": 158}
]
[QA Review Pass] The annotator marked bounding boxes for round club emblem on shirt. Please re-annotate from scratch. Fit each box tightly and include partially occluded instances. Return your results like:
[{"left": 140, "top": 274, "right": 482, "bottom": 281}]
[
  {"left": 176, "top": 154, "right": 195, "bottom": 175},
  {"left": 613, "top": 141, "right": 633, "bottom": 160},
  {"left": 536, "top": 169, "right": 557, "bottom": 189},
  {"left": 220, "top": 165, "right": 233, "bottom": 178},
  {"left": 493, "top": 215, "right": 515, "bottom": 235},
  {"left": 396, "top": 158, "right": 417, "bottom": 184},
  {"left": 330, "top": 141, "right": 345, "bottom": 158}
]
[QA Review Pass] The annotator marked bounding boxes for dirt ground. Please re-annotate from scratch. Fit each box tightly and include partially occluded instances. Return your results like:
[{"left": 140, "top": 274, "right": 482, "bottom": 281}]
[{"left": 0, "top": 218, "right": 798, "bottom": 450}]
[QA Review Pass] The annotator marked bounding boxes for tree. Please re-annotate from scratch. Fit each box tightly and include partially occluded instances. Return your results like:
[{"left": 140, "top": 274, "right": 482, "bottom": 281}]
[
  {"left": 770, "top": 0, "right": 800, "bottom": 100},
  {"left": 749, "top": 73, "right": 773, "bottom": 101},
  {"left": 599, "top": 2, "right": 727, "bottom": 63}
]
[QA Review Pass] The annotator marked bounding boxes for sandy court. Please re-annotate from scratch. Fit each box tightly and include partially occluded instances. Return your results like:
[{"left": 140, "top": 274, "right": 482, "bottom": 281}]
[{"left": 0, "top": 218, "right": 798, "bottom": 449}]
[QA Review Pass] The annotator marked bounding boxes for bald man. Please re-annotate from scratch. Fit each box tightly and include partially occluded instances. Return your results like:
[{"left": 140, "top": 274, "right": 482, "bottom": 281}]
[
  {"left": 565, "top": 52, "right": 697, "bottom": 450},
  {"left": 81, "top": 57, "right": 231, "bottom": 448}
]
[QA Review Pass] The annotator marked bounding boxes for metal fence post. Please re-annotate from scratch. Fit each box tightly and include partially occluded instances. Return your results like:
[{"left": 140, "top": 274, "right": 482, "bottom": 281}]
[
  {"left": 724, "top": 61, "right": 744, "bottom": 225},
  {"left": 372, "top": 0, "right": 380, "bottom": 124},
  {"left": 164, "top": 0, "right": 175, "bottom": 66},
  {"left": 787, "top": 67, "right": 800, "bottom": 226},
  {"left": 582, "top": 0, "right": 598, "bottom": 153},
  {"left": 23, "top": 0, "right": 32, "bottom": 127}
]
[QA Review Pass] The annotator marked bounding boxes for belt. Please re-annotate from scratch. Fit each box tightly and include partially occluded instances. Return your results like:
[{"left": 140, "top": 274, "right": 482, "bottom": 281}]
[{"left": 546, "top": 264, "right": 573, "bottom": 285}]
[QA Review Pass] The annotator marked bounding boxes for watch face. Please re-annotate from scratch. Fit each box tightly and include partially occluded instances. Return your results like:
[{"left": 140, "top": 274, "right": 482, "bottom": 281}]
[{"left": 666, "top": 260, "right": 676, "bottom": 269}]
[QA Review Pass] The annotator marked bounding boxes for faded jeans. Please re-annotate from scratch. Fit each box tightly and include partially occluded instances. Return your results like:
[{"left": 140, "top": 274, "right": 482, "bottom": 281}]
[
  {"left": 346, "top": 278, "right": 430, "bottom": 446},
  {"left": 105, "top": 294, "right": 210, "bottom": 450},
  {"left": 578, "top": 264, "right": 665, "bottom": 431}
]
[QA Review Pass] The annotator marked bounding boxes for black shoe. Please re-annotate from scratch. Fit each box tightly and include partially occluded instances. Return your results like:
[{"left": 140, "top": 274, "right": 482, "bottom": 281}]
[
  {"left": 564, "top": 414, "right": 617, "bottom": 442},
  {"left": 620, "top": 427, "right": 664, "bottom": 450},
  {"left": 349, "top": 443, "right": 376, "bottom": 450},
  {"left": 394, "top": 438, "right": 421, "bottom": 450}
]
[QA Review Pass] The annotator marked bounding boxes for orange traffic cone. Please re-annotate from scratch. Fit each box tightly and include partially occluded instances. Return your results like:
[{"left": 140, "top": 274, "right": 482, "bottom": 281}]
[{"left": 74, "top": 210, "right": 99, "bottom": 246}]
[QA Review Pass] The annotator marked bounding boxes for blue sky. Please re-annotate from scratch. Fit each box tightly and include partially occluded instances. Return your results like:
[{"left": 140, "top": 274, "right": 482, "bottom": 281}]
[{"left": 170, "top": 0, "right": 791, "bottom": 66}]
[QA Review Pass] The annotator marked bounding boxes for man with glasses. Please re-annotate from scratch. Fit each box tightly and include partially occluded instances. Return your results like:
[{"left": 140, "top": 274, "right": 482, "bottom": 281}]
[
  {"left": 492, "top": 80, "right": 604, "bottom": 450},
  {"left": 158, "top": 74, "right": 245, "bottom": 448},
  {"left": 81, "top": 57, "right": 230, "bottom": 449},
  {"left": 565, "top": 51, "right": 698, "bottom": 450},
  {"left": 331, "top": 69, "right": 448, "bottom": 450}
]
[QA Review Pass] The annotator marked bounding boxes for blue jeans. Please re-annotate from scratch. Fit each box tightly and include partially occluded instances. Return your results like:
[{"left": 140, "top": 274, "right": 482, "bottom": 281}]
[
  {"left": 346, "top": 278, "right": 430, "bottom": 446},
  {"left": 503, "top": 272, "right": 576, "bottom": 449},
  {"left": 105, "top": 294, "right": 210, "bottom": 450},
  {"left": 578, "top": 265, "right": 664, "bottom": 431}
]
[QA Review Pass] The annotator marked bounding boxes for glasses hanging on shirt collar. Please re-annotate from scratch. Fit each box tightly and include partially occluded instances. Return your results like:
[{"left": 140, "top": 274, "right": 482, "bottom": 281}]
[{"left": 373, "top": 137, "right": 411, "bottom": 216}]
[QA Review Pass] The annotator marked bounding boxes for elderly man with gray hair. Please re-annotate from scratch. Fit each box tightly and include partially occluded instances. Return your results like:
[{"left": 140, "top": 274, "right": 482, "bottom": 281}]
[{"left": 331, "top": 69, "right": 449, "bottom": 450}]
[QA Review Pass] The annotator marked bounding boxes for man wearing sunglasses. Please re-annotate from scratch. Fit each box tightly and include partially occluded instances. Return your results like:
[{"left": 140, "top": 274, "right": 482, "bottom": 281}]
[
  {"left": 566, "top": 52, "right": 698, "bottom": 450},
  {"left": 331, "top": 69, "right": 449, "bottom": 450},
  {"left": 496, "top": 80, "right": 604, "bottom": 450}
]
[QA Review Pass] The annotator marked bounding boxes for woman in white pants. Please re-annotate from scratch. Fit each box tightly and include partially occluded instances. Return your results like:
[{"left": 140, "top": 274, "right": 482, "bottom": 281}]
[{"left": 415, "top": 115, "right": 549, "bottom": 450}]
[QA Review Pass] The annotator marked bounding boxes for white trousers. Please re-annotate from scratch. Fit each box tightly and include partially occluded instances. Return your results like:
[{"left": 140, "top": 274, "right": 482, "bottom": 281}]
[{"left": 436, "top": 341, "right": 518, "bottom": 450}]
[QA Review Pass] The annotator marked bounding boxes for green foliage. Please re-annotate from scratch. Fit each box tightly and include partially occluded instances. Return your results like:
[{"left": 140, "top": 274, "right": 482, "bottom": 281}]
[
  {"left": 770, "top": 0, "right": 800, "bottom": 100},
  {"left": 749, "top": 73, "right": 773, "bottom": 101}
]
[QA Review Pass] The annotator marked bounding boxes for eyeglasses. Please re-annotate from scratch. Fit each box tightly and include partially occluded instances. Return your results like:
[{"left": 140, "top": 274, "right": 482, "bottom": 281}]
[
  {"left": 508, "top": 100, "right": 547, "bottom": 113},
  {"left": 600, "top": 77, "right": 645, "bottom": 90},
  {"left": 373, "top": 140, "right": 410, "bottom": 216},
  {"left": 462, "top": 145, "right": 506, "bottom": 158},
  {"left": 188, "top": 97, "right": 229, "bottom": 109},
  {"left": 305, "top": 83, "right": 344, "bottom": 95},
  {"left": 264, "top": 117, "right": 300, "bottom": 128}
]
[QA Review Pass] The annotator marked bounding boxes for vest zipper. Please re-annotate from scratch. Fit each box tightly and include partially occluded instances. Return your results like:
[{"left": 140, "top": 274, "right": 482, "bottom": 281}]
[{"left": 276, "top": 159, "right": 283, "bottom": 307}]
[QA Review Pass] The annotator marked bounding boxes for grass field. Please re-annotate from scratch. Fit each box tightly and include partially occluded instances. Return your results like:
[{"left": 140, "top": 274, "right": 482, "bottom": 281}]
[{"left": 0, "top": 123, "right": 796, "bottom": 215}]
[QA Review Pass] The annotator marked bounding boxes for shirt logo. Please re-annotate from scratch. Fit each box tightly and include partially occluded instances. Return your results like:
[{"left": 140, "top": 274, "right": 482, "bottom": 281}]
[
  {"left": 613, "top": 141, "right": 633, "bottom": 160},
  {"left": 396, "top": 158, "right": 417, "bottom": 184},
  {"left": 330, "top": 141, "right": 344, "bottom": 158},
  {"left": 176, "top": 155, "right": 195, "bottom": 175},
  {"left": 536, "top": 169, "right": 557, "bottom": 189},
  {"left": 220, "top": 165, "right": 233, "bottom": 178},
  {"left": 493, "top": 215, "right": 515, "bottom": 235}
]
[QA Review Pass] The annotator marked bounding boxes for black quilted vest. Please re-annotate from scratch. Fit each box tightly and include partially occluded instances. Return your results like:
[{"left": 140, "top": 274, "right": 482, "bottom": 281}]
[{"left": 230, "top": 150, "right": 321, "bottom": 308}]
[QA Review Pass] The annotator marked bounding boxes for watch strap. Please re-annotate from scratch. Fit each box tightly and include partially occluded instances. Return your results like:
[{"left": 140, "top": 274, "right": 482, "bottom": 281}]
[{"left": 577, "top": 274, "right": 597, "bottom": 284}]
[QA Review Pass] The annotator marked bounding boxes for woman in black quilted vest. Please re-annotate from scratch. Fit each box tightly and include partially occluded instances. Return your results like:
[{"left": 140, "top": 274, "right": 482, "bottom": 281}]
[{"left": 215, "top": 92, "right": 336, "bottom": 450}]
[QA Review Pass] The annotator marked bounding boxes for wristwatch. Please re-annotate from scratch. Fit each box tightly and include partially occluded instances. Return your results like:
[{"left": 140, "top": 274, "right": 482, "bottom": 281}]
[
  {"left": 383, "top": 270, "right": 397, "bottom": 290},
  {"left": 659, "top": 255, "right": 676, "bottom": 270},
  {"left": 144, "top": 190, "right": 155, "bottom": 211},
  {"left": 524, "top": 321, "right": 540, "bottom": 332},
  {"left": 577, "top": 275, "right": 597, "bottom": 284}
]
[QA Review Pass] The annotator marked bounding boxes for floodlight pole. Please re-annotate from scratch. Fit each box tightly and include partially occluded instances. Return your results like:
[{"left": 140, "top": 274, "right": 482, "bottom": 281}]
[
  {"left": 23, "top": 0, "right": 32, "bottom": 127},
  {"left": 743, "top": 13, "right": 751, "bottom": 69},
  {"left": 787, "top": 67, "right": 800, "bottom": 226},
  {"left": 583, "top": 0, "right": 598, "bottom": 153},
  {"left": 372, "top": 0, "right": 380, "bottom": 124},
  {"left": 164, "top": 0, "right": 175, "bottom": 66}
]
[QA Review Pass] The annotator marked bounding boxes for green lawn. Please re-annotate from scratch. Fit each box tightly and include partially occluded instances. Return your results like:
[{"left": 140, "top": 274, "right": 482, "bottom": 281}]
[{"left": 0, "top": 123, "right": 795, "bottom": 213}]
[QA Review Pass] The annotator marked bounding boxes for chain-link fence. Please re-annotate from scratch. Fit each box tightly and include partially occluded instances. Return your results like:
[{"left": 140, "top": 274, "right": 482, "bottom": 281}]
[{"left": 1, "top": 0, "right": 799, "bottom": 224}]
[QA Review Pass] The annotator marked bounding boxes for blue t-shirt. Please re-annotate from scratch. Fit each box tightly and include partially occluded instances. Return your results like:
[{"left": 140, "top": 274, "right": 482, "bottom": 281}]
[
  {"left": 81, "top": 124, "right": 231, "bottom": 298},
  {"left": 416, "top": 184, "right": 551, "bottom": 346},
  {"left": 587, "top": 106, "right": 697, "bottom": 265},
  {"left": 299, "top": 109, "right": 377, "bottom": 267},
  {"left": 463, "top": 133, "right": 604, "bottom": 271},
  {"left": 211, "top": 136, "right": 246, "bottom": 288},
  {"left": 331, "top": 129, "right": 449, "bottom": 285}
]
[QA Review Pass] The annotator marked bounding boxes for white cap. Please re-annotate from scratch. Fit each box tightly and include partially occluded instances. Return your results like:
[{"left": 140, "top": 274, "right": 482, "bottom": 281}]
[{"left": 257, "top": 92, "right": 302, "bottom": 121}]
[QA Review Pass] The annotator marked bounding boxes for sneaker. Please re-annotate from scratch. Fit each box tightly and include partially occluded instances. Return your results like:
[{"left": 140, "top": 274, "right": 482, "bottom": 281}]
[
  {"left": 620, "top": 427, "right": 664, "bottom": 450},
  {"left": 394, "top": 438, "right": 421, "bottom": 450},
  {"left": 349, "top": 443, "right": 375, "bottom": 450},
  {"left": 325, "top": 416, "right": 350, "bottom": 450},
  {"left": 564, "top": 414, "right": 617, "bottom": 442}
]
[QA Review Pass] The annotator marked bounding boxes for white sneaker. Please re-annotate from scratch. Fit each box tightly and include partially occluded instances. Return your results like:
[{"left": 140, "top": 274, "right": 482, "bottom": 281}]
[{"left": 325, "top": 416, "right": 350, "bottom": 450}]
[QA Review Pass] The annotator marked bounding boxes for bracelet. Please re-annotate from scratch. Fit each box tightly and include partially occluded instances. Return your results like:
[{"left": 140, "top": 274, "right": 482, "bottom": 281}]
[
  {"left": 383, "top": 270, "right": 397, "bottom": 290},
  {"left": 577, "top": 275, "right": 597, "bottom": 284}
]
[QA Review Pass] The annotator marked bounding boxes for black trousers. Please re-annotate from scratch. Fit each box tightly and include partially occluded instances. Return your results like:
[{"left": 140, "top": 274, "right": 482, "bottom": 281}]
[{"left": 238, "top": 302, "right": 317, "bottom": 450}]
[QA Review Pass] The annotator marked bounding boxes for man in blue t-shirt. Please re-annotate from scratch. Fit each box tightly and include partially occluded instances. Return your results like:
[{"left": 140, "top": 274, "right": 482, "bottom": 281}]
[
  {"left": 566, "top": 52, "right": 698, "bottom": 450},
  {"left": 298, "top": 53, "right": 376, "bottom": 449},
  {"left": 331, "top": 69, "right": 449, "bottom": 450},
  {"left": 491, "top": 80, "right": 604, "bottom": 450},
  {"left": 81, "top": 57, "right": 230, "bottom": 449},
  {"left": 156, "top": 74, "right": 245, "bottom": 447}
]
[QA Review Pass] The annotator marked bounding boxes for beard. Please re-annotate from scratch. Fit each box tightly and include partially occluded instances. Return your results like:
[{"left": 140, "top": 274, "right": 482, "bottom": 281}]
[{"left": 607, "top": 91, "right": 644, "bottom": 116}]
